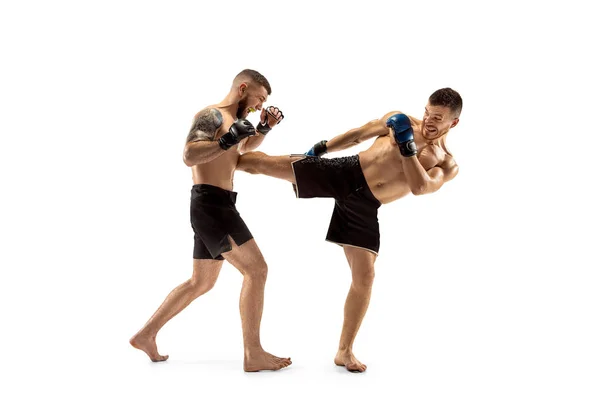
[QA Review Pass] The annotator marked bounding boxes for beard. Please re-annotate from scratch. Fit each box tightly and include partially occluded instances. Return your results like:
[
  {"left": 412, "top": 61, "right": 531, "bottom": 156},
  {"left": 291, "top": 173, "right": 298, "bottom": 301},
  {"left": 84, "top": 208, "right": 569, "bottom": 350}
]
[{"left": 236, "top": 98, "right": 250, "bottom": 119}]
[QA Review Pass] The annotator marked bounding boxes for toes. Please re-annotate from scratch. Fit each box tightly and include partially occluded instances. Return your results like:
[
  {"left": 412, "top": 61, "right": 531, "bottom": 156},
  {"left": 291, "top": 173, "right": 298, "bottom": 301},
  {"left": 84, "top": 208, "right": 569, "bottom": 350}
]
[
  {"left": 151, "top": 354, "right": 169, "bottom": 362},
  {"left": 244, "top": 354, "right": 292, "bottom": 371},
  {"left": 270, "top": 356, "right": 291, "bottom": 370},
  {"left": 281, "top": 359, "right": 292, "bottom": 368},
  {"left": 268, "top": 355, "right": 292, "bottom": 368},
  {"left": 346, "top": 362, "right": 366, "bottom": 372}
]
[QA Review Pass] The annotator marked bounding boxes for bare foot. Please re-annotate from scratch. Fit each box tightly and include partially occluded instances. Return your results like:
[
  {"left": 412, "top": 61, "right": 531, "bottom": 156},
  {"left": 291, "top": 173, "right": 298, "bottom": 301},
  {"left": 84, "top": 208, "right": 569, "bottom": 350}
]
[
  {"left": 244, "top": 350, "right": 292, "bottom": 372},
  {"left": 335, "top": 349, "right": 366, "bottom": 372},
  {"left": 130, "top": 332, "right": 169, "bottom": 362}
]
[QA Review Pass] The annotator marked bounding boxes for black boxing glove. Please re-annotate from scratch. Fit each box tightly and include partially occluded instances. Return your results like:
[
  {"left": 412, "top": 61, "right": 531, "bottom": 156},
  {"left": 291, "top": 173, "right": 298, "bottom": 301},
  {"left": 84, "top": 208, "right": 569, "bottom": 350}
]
[
  {"left": 218, "top": 119, "right": 256, "bottom": 150},
  {"left": 256, "top": 106, "right": 284, "bottom": 135}
]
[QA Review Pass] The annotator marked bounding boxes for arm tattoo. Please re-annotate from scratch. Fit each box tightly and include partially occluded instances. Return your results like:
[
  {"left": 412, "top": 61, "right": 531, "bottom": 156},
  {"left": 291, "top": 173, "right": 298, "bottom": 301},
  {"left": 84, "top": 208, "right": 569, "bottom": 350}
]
[{"left": 186, "top": 108, "right": 223, "bottom": 143}]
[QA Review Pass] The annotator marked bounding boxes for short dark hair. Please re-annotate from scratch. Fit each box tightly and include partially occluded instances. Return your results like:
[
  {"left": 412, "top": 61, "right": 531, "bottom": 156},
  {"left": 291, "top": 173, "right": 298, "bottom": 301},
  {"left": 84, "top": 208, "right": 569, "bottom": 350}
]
[
  {"left": 235, "top": 69, "right": 272, "bottom": 95},
  {"left": 429, "top": 88, "right": 462, "bottom": 117}
]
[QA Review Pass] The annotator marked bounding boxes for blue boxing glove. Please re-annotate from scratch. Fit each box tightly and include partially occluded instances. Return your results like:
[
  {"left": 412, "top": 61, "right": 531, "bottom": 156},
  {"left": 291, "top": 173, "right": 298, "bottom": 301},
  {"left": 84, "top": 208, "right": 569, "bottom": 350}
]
[
  {"left": 386, "top": 114, "right": 417, "bottom": 157},
  {"left": 305, "top": 140, "right": 328, "bottom": 157}
]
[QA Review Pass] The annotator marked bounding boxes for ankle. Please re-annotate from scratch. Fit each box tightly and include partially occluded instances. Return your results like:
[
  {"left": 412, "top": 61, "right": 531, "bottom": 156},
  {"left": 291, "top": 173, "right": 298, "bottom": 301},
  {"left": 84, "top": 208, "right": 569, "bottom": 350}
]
[
  {"left": 337, "top": 346, "right": 353, "bottom": 354},
  {"left": 244, "top": 345, "right": 264, "bottom": 357},
  {"left": 135, "top": 328, "right": 154, "bottom": 338}
]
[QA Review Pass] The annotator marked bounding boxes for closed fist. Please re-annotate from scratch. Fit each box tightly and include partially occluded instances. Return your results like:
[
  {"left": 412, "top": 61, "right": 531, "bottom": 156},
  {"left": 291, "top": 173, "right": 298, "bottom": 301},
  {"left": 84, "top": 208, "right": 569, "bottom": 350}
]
[
  {"left": 261, "top": 106, "right": 284, "bottom": 127},
  {"left": 256, "top": 106, "right": 284, "bottom": 135}
]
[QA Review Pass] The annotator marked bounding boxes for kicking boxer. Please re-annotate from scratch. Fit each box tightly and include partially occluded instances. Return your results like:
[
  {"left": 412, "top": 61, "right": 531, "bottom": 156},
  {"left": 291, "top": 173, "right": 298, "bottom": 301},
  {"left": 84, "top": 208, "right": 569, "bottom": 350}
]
[
  {"left": 130, "top": 69, "right": 291, "bottom": 372},
  {"left": 237, "top": 88, "right": 462, "bottom": 372}
]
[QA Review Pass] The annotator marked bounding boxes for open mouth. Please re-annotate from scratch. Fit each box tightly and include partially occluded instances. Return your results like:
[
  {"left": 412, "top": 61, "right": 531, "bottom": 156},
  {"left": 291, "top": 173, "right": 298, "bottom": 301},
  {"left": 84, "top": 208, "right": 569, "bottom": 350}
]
[{"left": 248, "top": 107, "right": 257, "bottom": 113}]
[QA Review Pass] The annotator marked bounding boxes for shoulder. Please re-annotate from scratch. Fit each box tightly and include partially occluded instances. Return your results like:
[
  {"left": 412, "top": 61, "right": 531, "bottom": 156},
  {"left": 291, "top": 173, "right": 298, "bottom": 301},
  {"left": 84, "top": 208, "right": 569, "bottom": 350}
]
[
  {"left": 189, "top": 107, "right": 224, "bottom": 135},
  {"left": 193, "top": 107, "right": 224, "bottom": 127},
  {"left": 186, "top": 107, "right": 226, "bottom": 143}
]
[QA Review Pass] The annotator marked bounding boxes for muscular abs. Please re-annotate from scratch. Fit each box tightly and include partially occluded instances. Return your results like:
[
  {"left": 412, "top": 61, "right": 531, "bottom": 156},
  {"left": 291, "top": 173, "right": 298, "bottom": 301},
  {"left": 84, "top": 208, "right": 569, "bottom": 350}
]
[{"left": 187, "top": 107, "right": 240, "bottom": 190}]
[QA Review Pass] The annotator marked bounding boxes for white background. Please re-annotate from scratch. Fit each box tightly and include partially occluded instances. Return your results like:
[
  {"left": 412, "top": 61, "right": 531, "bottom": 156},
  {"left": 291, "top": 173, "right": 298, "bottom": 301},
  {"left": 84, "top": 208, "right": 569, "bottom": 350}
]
[{"left": 1, "top": 0, "right": 599, "bottom": 399}]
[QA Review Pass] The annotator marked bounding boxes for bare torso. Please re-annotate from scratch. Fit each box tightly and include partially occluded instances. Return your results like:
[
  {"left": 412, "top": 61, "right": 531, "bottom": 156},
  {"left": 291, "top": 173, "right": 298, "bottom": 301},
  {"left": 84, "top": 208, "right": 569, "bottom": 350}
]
[
  {"left": 190, "top": 105, "right": 240, "bottom": 190},
  {"left": 359, "top": 118, "right": 450, "bottom": 204}
]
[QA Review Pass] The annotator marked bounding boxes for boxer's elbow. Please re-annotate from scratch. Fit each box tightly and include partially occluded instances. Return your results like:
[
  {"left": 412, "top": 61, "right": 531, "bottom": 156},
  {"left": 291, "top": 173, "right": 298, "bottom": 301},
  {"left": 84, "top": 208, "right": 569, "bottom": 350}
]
[
  {"left": 183, "top": 143, "right": 205, "bottom": 166},
  {"left": 409, "top": 175, "right": 435, "bottom": 195},
  {"left": 410, "top": 183, "right": 428, "bottom": 196},
  {"left": 183, "top": 150, "right": 206, "bottom": 167},
  {"left": 411, "top": 166, "right": 446, "bottom": 195},
  {"left": 182, "top": 149, "right": 195, "bottom": 167},
  {"left": 411, "top": 179, "right": 442, "bottom": 196}
]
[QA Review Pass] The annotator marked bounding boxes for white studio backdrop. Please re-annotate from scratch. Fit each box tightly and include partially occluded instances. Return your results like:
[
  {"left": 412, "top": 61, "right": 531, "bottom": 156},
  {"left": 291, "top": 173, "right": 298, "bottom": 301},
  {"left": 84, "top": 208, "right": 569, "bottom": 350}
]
[{"left": 1, "top": 0, "right": 598, "bottom": 399}]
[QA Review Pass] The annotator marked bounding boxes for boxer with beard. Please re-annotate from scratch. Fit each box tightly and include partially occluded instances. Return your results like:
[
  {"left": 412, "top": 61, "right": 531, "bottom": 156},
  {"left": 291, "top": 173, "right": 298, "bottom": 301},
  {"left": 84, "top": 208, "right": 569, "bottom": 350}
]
[
  {"left": 130, "top": 69, "right": 291, "bottom": 372},
  {"left": 237, "top": 88, "right": 462, "bottom": 372}
]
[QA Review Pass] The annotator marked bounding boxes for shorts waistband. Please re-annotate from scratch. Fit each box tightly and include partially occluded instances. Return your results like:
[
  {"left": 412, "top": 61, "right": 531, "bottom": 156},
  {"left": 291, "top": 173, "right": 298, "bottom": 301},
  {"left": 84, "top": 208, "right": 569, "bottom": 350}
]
[{"left": 191, "top": 184, "right": 237, "bottom": 203}]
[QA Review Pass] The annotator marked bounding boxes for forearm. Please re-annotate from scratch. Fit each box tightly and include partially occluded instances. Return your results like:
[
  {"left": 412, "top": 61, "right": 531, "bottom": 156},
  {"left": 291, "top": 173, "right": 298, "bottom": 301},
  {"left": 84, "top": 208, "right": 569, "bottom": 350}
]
[
  {"left": 401, "top": 156, "right": 434, "bottom": 195},
  {"left": 326, "top": 119, "right": 388, "bottom": 153},
  {"left": 183, "top": 141, "right": 225, "bottom": 166},
  {"left": 324, "top": 129, "right": 361, "bottom": 153},
  {"left": 240, "top": 133, "right": 267, "bottom": 153}
]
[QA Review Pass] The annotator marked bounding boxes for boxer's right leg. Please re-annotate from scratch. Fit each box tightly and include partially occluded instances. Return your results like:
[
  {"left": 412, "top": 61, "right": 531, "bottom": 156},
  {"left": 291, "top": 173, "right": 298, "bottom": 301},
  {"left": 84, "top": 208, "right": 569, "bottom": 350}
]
[
  {"left": 237, "top": 152, "right": 302, "bottom": 183},
  {"left": 221, "top": 237, "right": 292, "bottom": 372}
]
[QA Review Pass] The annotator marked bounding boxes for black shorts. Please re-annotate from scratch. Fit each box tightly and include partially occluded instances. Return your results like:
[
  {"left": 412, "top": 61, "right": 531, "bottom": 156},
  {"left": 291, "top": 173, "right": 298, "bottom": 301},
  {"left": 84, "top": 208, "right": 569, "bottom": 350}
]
[
  {"left": 291, "top": 155, "right": 382, "bottom": 254},
  {"left": 190, "top": 184, "right": 253, "bottom": 260}
]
